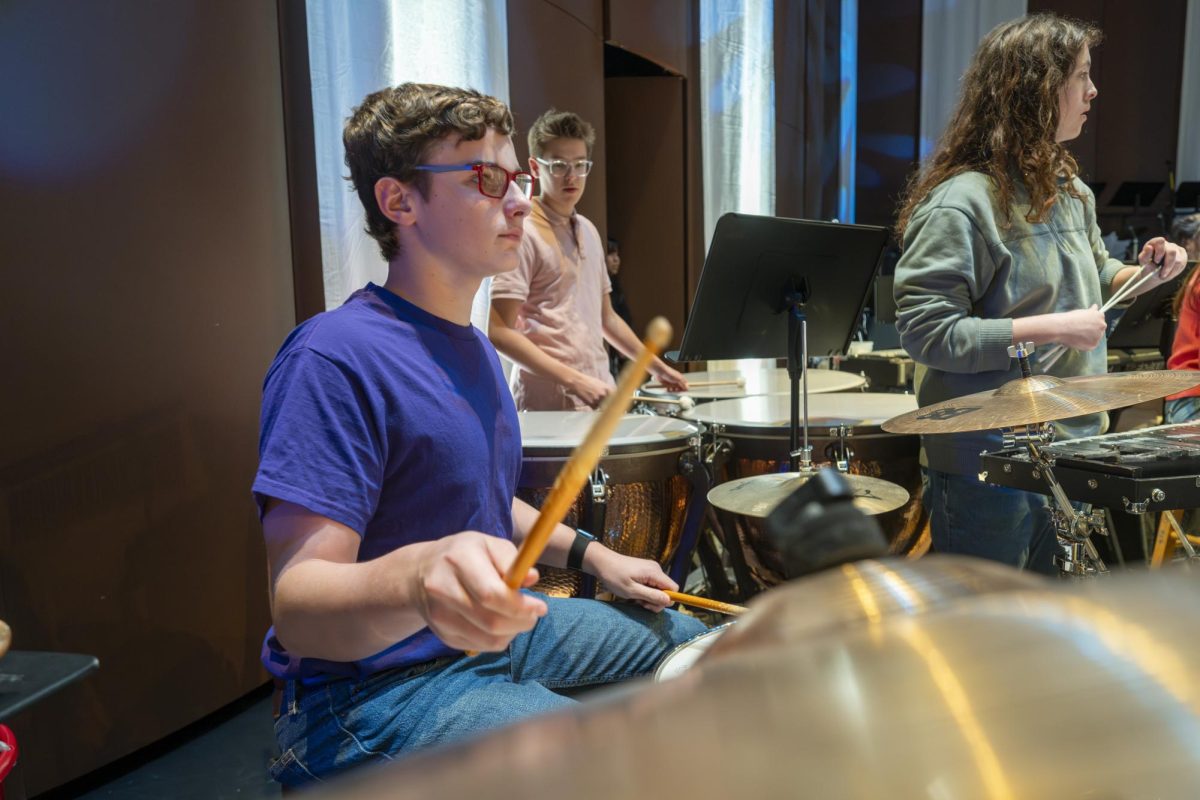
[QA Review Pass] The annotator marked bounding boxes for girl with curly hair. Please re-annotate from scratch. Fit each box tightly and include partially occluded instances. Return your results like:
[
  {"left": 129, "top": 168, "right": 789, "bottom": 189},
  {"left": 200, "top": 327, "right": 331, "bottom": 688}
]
[{"left": 893, "top": 13, "right": 1189, "bottom": 573}]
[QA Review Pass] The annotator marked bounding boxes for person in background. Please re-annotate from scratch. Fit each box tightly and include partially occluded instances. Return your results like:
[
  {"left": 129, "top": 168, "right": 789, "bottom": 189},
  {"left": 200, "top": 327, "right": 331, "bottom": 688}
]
[
  {"left": 489, "top": 109, "right": 687, "bottom": 410},
  {"left": 1164, "top": 213, "right": 1200, "bottom": 422},
  {"left": 606, "top": 237, "right": 634, "bottom": 378},
  {"left": 893, "top": 14, "right": 1188, "bottom": 574}
]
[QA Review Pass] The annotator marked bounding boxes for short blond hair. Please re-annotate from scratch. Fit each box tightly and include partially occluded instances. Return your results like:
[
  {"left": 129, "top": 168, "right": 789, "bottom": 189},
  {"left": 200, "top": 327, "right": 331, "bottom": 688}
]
[{"left": 526, "top": 109, "right": 595, "bottom": 158}]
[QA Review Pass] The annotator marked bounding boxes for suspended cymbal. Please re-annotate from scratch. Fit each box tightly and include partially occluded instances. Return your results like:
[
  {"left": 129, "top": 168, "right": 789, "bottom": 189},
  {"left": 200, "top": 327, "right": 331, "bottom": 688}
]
[
  {"left": 323, "top": 569, "right": 1200, "bottom": 800},
  {"left": 707, "top": 471, "right": 910, "bottom": 518},
  {"left": 882, "top": 370, "right": 1200, "bottom": 434}
]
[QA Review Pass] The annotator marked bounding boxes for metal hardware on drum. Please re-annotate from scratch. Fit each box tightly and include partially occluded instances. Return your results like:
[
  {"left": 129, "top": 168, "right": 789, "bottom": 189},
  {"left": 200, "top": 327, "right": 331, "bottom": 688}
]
[
  {"left": 517, "top": 412, "right": 708, "bottom": 598},
  {"left": 684, "top": 393, "right": 926, "bottom": 596}
]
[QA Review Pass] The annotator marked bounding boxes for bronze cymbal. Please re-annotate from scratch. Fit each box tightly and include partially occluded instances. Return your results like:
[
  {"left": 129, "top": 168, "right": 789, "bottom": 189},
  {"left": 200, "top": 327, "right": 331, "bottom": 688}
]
[
  {"left": 707, "top": 471, "right": 910, "bottom": 518},
  {"left": 320, "top": 568, "right": 1200, "bottom": 800},
  {"left": 882, "top": 369, "right": 1200, "bottom": 434}
]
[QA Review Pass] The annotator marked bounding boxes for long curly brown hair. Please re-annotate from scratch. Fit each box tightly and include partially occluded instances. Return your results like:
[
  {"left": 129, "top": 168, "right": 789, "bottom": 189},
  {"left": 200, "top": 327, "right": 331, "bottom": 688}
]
[{"left": 896, "top": 14, "right": 1102, "bottom": 240}]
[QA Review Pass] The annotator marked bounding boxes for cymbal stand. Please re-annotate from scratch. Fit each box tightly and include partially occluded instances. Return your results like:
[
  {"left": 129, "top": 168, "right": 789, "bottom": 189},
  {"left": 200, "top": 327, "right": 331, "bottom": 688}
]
[{"left": 1006, "top": 342, "right": 1109, "bottom": 578}]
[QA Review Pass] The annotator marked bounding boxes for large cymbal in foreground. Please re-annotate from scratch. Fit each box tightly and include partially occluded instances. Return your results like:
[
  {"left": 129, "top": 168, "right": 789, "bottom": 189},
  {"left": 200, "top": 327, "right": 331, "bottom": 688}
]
[
  {"left": 707, "top": 471, "right": 909, "bottom": 518},
  {"left": 318, "top": 565, "right": 1200, "bottom": 800},
  {"left": 882, "top": 370, "right": 1200, "bottom": 434}
]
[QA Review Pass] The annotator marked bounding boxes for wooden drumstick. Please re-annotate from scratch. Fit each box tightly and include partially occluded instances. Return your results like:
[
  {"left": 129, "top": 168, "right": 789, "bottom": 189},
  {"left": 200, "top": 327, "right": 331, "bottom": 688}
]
[
  {"left": 664, "top": 590, "right": 747, "bottom": 616},
  {"left": 0, "top": 620, "right": 10, "bottom": 660},
  {"left": 504, "top": 318, "right": 674, "bottom": 588},
  {"left": 646, "top": 377, "right": 746, "bottom": 390}
]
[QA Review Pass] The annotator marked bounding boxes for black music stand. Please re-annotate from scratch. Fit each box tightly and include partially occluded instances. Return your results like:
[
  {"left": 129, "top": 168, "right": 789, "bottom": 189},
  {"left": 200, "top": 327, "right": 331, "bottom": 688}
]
[
  {"left": 1108, "top": 265, "right": 1195, "bottom": 351},
  {"left": 1109, "top": 181, "right": 1164, "bottom": 208},
  {"left": 678, "top": 213, "right": 887, "bottom": 469}
]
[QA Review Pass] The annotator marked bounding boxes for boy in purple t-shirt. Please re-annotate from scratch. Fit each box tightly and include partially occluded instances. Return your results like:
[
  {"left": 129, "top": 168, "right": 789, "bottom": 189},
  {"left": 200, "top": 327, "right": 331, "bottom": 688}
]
[{"left": 255, "top": 83, "right": 705, "bottom": 787}]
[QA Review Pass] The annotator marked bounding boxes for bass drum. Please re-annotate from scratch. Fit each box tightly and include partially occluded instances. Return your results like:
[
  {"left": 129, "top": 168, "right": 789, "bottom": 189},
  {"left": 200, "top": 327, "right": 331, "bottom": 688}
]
[{"left": 518, "top": 412, "right": 704, "bottom": 598}]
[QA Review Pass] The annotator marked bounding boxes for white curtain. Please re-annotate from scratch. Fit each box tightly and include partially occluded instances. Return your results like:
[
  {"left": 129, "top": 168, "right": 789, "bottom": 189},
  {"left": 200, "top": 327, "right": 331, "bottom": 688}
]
[
  {"left": 305, "top": 0, "right": 509, "bottom": 329},
  {"left": 700, "top": 0, "right": 775, "bottom": 249},
  {"left": 919, "top": 0, "right": 1027, "bottom": 159},
  {"left": 1178, "top": 0, "right": 1200, "bottom": 184}
]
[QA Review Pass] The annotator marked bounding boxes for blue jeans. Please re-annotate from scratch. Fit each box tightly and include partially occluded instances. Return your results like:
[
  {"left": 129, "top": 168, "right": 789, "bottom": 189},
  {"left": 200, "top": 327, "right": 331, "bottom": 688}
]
[
  {"left": 924, "top": 468, "right": 1059, "bottom": 575},
  {"left": 1165, "top": 396, "right": 1200, "bottom": 424},
  {"left": 270, "top": 596, "right": 707, "bottom": 786}
]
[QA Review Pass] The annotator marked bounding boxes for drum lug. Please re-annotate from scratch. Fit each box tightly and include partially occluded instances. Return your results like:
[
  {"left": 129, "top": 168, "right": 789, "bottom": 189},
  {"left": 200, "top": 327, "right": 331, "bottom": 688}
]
[
  {"left": 589, "top": 467, "right": 610, "bottom": 503},
  {"left": 824, "top": 424, "right": 854, "bottom": 472}
]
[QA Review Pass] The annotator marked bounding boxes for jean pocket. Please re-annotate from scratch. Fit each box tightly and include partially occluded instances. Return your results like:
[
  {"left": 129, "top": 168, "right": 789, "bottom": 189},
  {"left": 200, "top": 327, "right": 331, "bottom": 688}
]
[{"left": 269, "top": 747, "right": 322, "bottom": 787}]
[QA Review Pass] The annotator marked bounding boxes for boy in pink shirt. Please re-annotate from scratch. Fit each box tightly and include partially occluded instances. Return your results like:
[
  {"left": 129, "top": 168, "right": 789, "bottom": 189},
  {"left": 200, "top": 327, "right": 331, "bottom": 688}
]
[{"left": 489, "top": 109, "right": 686, "bottom": 410}]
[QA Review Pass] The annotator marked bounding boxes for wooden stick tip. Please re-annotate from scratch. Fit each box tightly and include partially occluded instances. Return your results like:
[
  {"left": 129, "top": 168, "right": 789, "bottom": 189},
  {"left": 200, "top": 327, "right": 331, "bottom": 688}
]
[{"left": 645, "top": 317, "right": 673, "bottom": 350}]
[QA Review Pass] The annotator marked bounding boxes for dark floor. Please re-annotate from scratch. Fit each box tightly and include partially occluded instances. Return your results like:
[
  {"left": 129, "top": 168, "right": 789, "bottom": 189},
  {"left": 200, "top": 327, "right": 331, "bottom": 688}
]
[{"left": 43, "top": 687, "right": 280, "bottom": 800}]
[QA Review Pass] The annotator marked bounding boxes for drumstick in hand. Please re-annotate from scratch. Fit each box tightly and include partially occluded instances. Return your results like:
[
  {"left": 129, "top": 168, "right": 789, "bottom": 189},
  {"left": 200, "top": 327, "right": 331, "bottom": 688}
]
[
  {"left": 664, "top": 590, "right": 747, "bottom": 616},
  {"left": 646, "top": 377, "right": 746, "bottom": 390},
  {"left": 504, "top": 318, "right": 674, "bottom": 588}
]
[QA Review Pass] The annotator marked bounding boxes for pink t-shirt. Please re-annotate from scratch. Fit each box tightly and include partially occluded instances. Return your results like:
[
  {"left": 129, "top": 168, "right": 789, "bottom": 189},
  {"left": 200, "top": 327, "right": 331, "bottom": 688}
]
[{"left": 491, "top": 198, "right": 614, "bottom": 410}]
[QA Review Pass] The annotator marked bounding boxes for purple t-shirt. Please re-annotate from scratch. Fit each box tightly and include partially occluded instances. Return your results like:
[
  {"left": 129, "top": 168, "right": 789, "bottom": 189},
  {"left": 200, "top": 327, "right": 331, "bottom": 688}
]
[{"left": 253, "top": 283, "right": 521, "bottom": 681}]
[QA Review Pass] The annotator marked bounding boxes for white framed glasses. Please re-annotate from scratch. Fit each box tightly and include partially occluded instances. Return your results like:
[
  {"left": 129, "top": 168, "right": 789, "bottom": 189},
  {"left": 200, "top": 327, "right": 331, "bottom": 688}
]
[
  {"left": 534, "top": 157, "right": 593, "bottom": 178},
  {"left": 412, "top": 162, "right": 534, "bottom": 199}
]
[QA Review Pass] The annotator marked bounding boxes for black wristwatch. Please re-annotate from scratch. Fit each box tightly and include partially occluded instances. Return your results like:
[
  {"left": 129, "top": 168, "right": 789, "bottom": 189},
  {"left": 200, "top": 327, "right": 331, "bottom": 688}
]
[{"left": 567, "top": 528, "right": 597, "bottom": 572}]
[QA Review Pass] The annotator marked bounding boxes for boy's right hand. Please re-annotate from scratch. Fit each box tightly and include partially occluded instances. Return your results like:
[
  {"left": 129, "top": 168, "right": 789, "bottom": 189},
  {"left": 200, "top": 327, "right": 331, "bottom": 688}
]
[{"left": 415, "top": 532, "right": 547, "bottom": 653}]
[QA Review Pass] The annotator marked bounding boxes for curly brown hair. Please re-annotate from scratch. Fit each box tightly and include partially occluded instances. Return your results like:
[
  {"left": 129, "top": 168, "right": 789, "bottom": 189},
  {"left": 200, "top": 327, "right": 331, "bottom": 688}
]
[
  {"left": 896, "top": 14, "right": 1102, "bottom": 240},
  {"left": 344, "top": 83, "right": 515, "bottom": 261},
  {"left": 527, "top": 109, "right": 595, "bottom": 159}
]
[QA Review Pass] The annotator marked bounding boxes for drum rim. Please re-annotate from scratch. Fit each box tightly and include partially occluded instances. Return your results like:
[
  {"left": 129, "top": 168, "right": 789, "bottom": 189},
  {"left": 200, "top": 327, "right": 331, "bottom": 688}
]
[
  {"left": 653, "top": 623, "right": 734, "bottom": 681},
  {"left": 681, "top": 393, "right": 918, "bottom": 429}
]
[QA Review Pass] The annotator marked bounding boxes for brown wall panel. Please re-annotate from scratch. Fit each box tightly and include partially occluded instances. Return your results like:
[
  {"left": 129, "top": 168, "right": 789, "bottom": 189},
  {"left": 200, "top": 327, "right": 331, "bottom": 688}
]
[
  {"left": 0, "top": 0, "right": 292, "bottom": 791},
  {"left": 507, "top": 0, "right": 608, "bottom": 236},
  {"left": 855, "top": 0, "right": 922, "bottom": 230},
  {"left": 606, "top": 77, "right": 689, "bottom": 341},
  {"left": 606, "top": 0, "right": 689, "bottom": 75}
]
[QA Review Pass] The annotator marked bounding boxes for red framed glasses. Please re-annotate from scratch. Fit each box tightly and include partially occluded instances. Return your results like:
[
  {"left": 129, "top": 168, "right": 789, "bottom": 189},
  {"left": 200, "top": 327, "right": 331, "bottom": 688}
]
[{"left": 412, "top": 162, "right": 534, "bottom": 199}]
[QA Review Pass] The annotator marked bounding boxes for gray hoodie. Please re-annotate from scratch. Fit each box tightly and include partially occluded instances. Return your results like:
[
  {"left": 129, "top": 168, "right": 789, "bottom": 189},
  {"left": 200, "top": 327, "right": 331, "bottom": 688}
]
[{"left": 894, "top": 171, "right": 1126, "bottom": 475}]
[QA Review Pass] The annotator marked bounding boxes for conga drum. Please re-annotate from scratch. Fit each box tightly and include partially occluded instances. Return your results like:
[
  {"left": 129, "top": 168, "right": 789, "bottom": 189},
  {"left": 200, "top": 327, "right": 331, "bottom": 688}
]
[
  {"left": 683, "top": 393, "right": 926, "bottom": 589},
  {"left": 517, "top": 412, "right": 705, "bottom": 598}
]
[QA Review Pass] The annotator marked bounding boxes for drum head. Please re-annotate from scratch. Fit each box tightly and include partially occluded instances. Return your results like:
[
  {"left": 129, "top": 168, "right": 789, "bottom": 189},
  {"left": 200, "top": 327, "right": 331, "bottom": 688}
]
[
  {"left": 642, "top": 368, "right": 866, "bottom": 400},
  {"left": 519, "top": 411, "right": 699, "bottom": 453},
  {"left": 682, "top": 392, "right": 918, "bottom": 429},
  {"left": 654, "top": 624, "right": 732, "bottom": 681}
]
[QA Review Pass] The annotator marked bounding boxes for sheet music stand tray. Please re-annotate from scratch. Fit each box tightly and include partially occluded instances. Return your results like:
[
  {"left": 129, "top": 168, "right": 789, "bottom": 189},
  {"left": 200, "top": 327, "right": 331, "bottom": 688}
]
[{"left": 677, "top": 213, "right": 887, "bottom": 362}]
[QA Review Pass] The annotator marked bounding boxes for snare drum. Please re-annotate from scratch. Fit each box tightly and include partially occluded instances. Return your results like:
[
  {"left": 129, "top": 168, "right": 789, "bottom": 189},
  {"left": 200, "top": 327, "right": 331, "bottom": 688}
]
[
  {"left": 654, "top": 624, "right": 732, "bottom": 681},
  {"left": 683, "top": 393, "right": 926, "bottom": 587},
  {"left": 518, "top": 412, "right": 704, "bottom": 598},
  {"left": 642, "top": 367, "right": 866, "bottom": 401}
]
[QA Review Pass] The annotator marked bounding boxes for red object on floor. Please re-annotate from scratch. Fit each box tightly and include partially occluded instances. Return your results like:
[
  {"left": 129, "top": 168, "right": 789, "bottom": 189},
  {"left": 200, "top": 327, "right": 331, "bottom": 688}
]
[{"left": 0, "top": 724, "right": 17, "bottom": 800}]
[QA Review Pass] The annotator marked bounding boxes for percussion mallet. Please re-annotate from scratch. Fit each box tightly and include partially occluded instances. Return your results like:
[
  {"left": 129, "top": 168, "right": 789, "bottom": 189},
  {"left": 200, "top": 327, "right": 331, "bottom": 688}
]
[
  {"left": 503, "top": 318, "right": 674, "bottom": 589},
  {"left": 663, "top": 590, "right": 747, "bottom": 617},
  {"left": 636, "top": 394, "right": 696, "bottom": 411}
]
